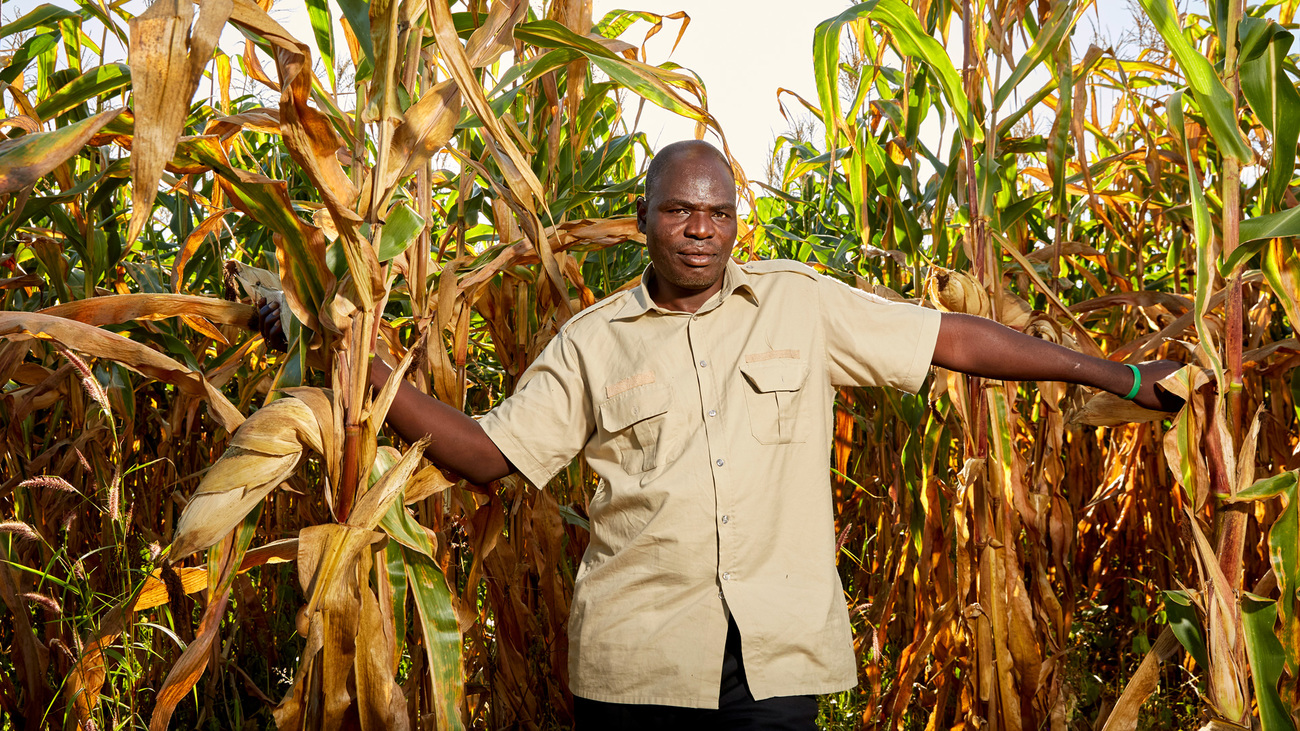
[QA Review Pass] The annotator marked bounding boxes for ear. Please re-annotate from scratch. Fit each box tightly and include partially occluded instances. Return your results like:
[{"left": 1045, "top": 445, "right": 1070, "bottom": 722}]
[{"left": 636, "top": 196, "right": 646, "bottom": 233}]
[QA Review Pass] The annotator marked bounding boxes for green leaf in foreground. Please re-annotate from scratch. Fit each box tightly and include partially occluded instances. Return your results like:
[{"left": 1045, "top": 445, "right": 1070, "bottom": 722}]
[{"left": 1242, "top": 596, "right": 1297, "bottom": 731}]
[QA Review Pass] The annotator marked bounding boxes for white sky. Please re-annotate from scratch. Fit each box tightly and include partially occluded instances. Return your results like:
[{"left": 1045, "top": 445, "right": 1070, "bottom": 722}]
[{"left": 587, "top": 0, "right": 860, "bottom": 182}]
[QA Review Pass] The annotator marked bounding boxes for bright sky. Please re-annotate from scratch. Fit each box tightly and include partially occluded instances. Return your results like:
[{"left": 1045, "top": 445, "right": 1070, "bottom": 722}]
[{"left": 587, "top": 0, "right": 859, "bottom": 183}]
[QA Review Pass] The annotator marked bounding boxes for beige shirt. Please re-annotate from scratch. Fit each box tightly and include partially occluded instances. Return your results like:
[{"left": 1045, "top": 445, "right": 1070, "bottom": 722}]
[{"left": 478, "top": 258, "right": 942, "bottom": 708}]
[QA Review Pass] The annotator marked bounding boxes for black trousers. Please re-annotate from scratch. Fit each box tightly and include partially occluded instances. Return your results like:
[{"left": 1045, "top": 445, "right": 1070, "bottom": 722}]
[{"left": 573, "top": 616, "right": 818, "bottom": 730}]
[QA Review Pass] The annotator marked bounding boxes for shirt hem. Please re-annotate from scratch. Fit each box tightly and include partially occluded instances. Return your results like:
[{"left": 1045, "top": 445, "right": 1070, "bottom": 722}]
[{"left": 571, "top": 679, "right": 857, "bottom": 709}]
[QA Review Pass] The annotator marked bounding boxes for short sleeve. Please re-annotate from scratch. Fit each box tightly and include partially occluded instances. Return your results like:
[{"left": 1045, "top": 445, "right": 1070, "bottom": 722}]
[
  {"left": 818, "top": 276, "right": 942, "bottom": 392},
  {"left": 478, "top": 331, "right": 594, "bottom": 488}
]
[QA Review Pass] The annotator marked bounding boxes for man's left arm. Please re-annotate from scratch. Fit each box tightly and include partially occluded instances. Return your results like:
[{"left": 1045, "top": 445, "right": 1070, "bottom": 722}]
[{"left": 932, "top": 312, "right": 1185, "bottom": 411}]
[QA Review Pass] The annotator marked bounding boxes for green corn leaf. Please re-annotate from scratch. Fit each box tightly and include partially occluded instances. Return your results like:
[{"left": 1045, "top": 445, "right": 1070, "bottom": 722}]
[
  {"left": 1228, "top": 471, "right": 1299, "bottom": 501},
  {"left": 515, "top": 20, "right": 707, "bottom": 122},
  {"left": 384, "top": 540, "right": 408, "bottom": 665},
  {"left": 1168, "top": 89, "right": 1225, "bottom": 384},
  {"left": 1242, "top": 595, "right": 1297, "bottom": 731},
  {"left": 1164, "top": 590, "right": 1210, "bottom": 671},
  {"left": 1263, "top": 239, "right": 1300, "bottom": 330},
  {"left": 404, "top": 548, "right": 465, "bottom": 731},
  {"left": 1137, "top": 0, "right": 1252, "bottom": 162},
  {"left": 514, "top": 19, "right": 618, "bottom": 59},
  {"left": 584, "top": 54, "right": 705, "bottom": 121},
  {"left": 814, "top": 0, "right": 979, "bottom": 151},
  {"left": 336, "top": 0, "right": 375, "bottom": 77},
  {"left": 34, "top": 63, "right": 130, "bottom": 121},
  {"left": 0, "top": 4, "right": 78, "bottom": 40},
  {"left": 1239, "top": 20, "right": 1300, "bottom": 213},
  {"left": 377, "top": 202, "right": 425, "bottom": 262},
  {"left": 0, "top": 107, "right": 122, "bottom": 195},
  {"left": 1266, "top": 476, "right": 1300, "bottom": 673},
  {"left": 304, "top": 0, "right": 336, "bottom": 89},
  {"left": 0, "top": 32, "right": 60, "bottom": 86}
]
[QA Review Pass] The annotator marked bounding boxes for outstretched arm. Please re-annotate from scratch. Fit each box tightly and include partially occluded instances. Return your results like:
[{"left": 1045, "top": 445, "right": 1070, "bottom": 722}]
[
  {"left": 254, "top": 298, "right": 513, "bottom": 484},
  {"left": 367, "top": 359, "right": 513, "bottom": 484},
  {"left": 932, "top": 312, "right": 1184, "bottom": 411}
]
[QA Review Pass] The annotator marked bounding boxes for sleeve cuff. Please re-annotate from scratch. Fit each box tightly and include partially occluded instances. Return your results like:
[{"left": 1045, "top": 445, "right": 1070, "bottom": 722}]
[
  {"left": 899, "top": 307, "right": 942, "bottom": 394},
  {"left": 478, "top": 413, "right": 553, "bottom": 489}
]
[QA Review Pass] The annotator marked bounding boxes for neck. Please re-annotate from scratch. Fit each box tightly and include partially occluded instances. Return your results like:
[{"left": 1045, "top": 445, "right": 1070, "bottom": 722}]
[{"left": 646, "top": 267, "right": 724, "bottom": 314}]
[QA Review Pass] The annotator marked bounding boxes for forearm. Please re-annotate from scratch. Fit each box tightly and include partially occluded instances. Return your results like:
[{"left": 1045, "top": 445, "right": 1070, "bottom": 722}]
[
  {"left": 932, "top": 313, "right": 1134, "bottom": 394},
  {"left": 368, "top": 359, "right": 513, "bottom": 484}
]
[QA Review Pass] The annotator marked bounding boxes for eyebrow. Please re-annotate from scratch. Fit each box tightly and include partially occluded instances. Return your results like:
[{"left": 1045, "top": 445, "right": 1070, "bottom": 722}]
[{"left": 659, "top": 198, "right": 736, "bottom": 212}]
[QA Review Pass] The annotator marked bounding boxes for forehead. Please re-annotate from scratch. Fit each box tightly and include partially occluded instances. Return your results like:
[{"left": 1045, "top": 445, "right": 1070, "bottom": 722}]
[{"left": 648, "top": 152, "right": 735, "bottom": 206}]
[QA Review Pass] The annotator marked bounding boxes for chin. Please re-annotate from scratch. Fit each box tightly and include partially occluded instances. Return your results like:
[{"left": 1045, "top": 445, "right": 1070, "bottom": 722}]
[{"left": 673, "top": 269, "right": 721, "bottom": 290}]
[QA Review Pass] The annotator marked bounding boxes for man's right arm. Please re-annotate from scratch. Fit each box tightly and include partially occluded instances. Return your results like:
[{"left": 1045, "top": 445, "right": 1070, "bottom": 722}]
[
  {"left": 254, "top": 298, "right": 512, "bottom": 485},
  {"left": 367, "top": 359, "right": 513, "bottom": 485}
]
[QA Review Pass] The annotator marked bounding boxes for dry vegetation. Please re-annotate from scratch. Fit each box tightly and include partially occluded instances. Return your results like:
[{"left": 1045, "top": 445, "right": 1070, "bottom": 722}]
[{"left": 0, "top": 0, "right": 1297, "bottom": 729}]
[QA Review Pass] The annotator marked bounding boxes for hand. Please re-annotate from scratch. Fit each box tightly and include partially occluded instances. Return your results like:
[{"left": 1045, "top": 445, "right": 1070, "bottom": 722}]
[
  {"left": 250, "top": 297, "right": 288, "bottom": 353},
  {"left": 1130, "top": 359, "right": 1185, "bottom": 412}
]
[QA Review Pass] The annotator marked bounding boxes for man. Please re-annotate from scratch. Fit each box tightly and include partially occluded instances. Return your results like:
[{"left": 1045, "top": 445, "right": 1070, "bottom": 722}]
[{"left": 258, "top": 140, "right": 1181, "bottom": 729}]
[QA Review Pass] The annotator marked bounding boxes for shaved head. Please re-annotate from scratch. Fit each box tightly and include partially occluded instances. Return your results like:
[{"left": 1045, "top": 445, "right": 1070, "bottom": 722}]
[{"left": 644, "top": 140, "right": 734, "bottom": 203}]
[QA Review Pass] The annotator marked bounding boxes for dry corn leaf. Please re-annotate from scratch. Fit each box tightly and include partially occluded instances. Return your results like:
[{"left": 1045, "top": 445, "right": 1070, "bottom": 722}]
[
  {"left": 39, "top": 293, "right": 254, "bottom": 329},
  {"left": 127, "top": 0, "right": 232, "bottom": 245},
  {"left": 0, "top": 311, "right": 244, "bottom": 431},
  {"left": 172, "top": 209, "right": 233, "bottom": 293},
  {"left": 405, "top": 465, "right": 457, "bottom": 504},
  {"left": 384, "top": 79, "right": 462, "bottom": 187},
  {"left": 349, "top": 439, "right": 429, "bottom": 530},
  {"left": 1099, "top": 628, "right": 1181, "bottom": 731}
]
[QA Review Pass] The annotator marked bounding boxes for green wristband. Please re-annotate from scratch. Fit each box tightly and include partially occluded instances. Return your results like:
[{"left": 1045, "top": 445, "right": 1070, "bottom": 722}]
[{"left": 1122, "top": 363, "right": 1141, "bottom": 401}]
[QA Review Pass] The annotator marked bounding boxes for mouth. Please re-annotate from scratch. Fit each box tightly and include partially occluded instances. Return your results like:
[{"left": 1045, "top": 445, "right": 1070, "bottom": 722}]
[{"left": 676, "top": 251, "right": 716, "bottom": 268}]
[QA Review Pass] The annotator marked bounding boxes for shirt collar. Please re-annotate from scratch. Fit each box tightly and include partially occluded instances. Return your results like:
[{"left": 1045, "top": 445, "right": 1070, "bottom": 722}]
[{"left": 611, "top": 259, "right": 757, "bottom": 321}]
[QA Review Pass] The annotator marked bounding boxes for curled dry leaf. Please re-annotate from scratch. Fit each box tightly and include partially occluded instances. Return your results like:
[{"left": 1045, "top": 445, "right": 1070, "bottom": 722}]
[
  {"left": 384, "top": 79, "right": 462, "bottom": 190},
  {"left": 927, "top": 266, "right": 992, "bottom": 318},
  {"left": 169, "top": 397, "right": 322, "bottom": 561}
]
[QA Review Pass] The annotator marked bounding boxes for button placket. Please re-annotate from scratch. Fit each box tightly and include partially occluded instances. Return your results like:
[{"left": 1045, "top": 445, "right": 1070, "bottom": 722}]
[{"left": 687, "top": 310, "right": 737, "bottom": 592}]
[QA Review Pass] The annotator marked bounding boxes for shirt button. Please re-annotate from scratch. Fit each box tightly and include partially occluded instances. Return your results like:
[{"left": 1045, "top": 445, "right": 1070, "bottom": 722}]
[
  {"left": 699, "top": 360, "right": 708, "bottom": 368},
  {"left": 721, "top": 515, "right": 729, "bottom": 524},
  {"left": 708, "top": 409, "right": 717, "bottom": 417},
  {"left": 716, "top": 459, "right": 725, "bottom": 467},
  {"left": 722, "top": 572, "right": 732, "bottom": 581}
]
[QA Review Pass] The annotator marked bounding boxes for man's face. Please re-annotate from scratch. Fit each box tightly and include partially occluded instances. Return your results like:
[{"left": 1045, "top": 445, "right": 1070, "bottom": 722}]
[{"left": 637, "top": 151, "right": 738, "bottom": 299}]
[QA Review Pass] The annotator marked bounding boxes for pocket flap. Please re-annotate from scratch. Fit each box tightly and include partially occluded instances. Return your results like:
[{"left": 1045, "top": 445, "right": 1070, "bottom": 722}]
[
  {"left": 740, "top": 359, "right": 809, "bottom": 393},
  {"left": 599, "top": 383, "right": 671, "bottom": 432}
]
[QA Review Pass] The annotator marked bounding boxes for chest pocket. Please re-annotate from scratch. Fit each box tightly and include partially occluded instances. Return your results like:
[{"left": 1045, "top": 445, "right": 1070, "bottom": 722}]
[
  {"left": 739, "top": 357, "right": 810, "bottom": 444},
  {"left": 599, "top": 383, "right": 672, "bottom": 474}
]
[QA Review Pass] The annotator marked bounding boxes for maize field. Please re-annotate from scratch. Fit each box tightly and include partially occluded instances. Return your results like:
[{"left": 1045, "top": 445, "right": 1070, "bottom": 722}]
[{"left": 0, "top": 0, "right": 1297, "bottom": 728}]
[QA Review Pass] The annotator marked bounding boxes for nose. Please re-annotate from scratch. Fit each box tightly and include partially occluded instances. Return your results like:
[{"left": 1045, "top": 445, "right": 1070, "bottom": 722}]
[{"left": 684, "top": 210, "right": 713, "bottom": 240}]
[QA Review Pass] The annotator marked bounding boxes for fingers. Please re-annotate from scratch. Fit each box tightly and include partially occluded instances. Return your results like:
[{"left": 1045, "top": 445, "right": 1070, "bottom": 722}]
[{"left": 254, "top": 296, "right": 288, "bottom": 352}]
